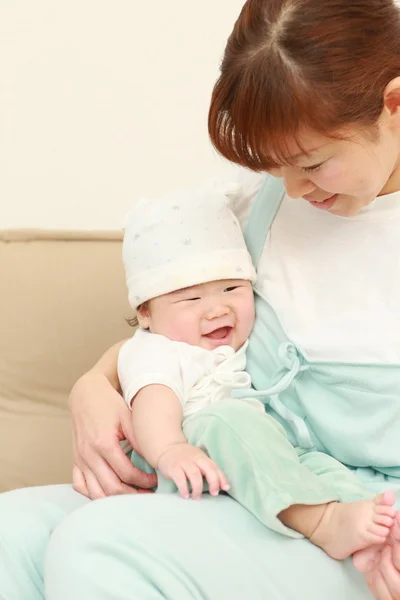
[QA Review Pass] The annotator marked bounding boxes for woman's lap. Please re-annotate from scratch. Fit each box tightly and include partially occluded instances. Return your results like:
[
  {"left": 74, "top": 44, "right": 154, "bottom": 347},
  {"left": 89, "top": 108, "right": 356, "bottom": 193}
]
[
  {"left": 0, "top": 483, "right": 90, "bottom": 511},
  {"left": 0, "top": 484, "right": 373, "bottom": 600},
  {"left": 0, "top": 484, "right": 89, "bottom": 600},
  {"left": 45, "top": 493, "right": 372, "bottom": 600}
]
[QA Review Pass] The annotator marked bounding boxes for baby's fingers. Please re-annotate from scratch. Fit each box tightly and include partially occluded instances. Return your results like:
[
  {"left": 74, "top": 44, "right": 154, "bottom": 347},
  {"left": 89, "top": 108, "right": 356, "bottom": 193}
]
[
  {"left": 217, "top": 468, "right": 230, "bottom": 494},
  {"left": 184, "top": 464, "right": 204, "bottom": 500},
  {"left": 171, "top": 467, "right": 190, "bottom": 499},
  {"left": 199, "top": 460, "right": 230, "bottom": 497}
]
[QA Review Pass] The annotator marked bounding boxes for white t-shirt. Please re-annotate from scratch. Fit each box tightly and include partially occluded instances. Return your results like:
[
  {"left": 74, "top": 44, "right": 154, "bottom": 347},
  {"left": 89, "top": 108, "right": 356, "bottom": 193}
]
[
  {"left": 118, "top": 329, "right": 264, "bottom": 416},
  {"left": 220, "top": 165, "right": 400, "bottom": 365}
]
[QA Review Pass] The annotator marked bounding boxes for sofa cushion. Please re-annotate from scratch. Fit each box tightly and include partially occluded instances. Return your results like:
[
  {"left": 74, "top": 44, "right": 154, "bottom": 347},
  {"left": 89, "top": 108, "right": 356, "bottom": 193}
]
[{"left": 0, "top": 229, "right": 132, "bottom": 491}]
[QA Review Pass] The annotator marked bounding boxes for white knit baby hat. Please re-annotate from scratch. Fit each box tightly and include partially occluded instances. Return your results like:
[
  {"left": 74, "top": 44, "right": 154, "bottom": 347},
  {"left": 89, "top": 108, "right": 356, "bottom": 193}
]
[{"left": 122, "top": 182, "right": 256, "bottom": 310}]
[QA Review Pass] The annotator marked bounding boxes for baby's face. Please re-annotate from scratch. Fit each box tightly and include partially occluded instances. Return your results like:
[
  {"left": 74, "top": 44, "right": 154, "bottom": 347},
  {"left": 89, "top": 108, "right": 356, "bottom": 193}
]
[{"left": 138, "top": 279, "right": 255, "bottom": 351}]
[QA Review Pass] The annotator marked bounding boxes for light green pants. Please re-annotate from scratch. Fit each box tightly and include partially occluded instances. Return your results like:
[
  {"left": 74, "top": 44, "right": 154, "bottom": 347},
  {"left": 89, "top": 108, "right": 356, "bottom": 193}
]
[
  {"left": 133, "top": 400, "right": 373, "bottom": 538},
  {"left": 0, "top": 487, "right": 371, "bottom": 600}
]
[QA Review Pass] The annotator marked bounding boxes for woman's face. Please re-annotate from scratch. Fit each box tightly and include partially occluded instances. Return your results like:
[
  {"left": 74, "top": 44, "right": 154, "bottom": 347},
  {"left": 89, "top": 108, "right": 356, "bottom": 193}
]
[{"left": 269, "top": 116, "right": 400, "bottom": 217}]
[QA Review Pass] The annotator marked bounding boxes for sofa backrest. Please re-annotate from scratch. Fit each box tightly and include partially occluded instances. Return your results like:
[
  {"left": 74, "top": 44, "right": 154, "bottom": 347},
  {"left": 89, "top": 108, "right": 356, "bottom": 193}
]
[{"left": 0, "top": 229, "right": 133, "bottom": 491}]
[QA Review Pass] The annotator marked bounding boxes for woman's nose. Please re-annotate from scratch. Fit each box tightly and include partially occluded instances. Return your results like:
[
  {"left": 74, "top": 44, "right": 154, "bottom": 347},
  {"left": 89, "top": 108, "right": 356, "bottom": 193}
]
[{"left": 280, "top": 168, "right": 316, "bottom": 199}]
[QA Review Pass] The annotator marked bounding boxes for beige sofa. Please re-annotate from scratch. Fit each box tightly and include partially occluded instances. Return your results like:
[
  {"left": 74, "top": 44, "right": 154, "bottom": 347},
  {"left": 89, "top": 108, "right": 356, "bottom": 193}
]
[{"left": 0, "top": 229, "right": 133, "bottom": 492}]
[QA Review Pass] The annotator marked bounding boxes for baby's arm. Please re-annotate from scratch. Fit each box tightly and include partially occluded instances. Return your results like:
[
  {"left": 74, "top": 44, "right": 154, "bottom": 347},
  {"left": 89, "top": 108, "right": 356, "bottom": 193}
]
[
  {"left": 131, "top": 384, "right": 229, "bottom": 499},
  {"left": 131, "top": 384, "right": 186, "bottom": 466}
]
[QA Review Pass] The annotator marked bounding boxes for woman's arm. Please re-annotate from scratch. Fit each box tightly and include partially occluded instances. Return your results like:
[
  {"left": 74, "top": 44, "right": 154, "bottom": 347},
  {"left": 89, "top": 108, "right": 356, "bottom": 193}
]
[
  {"left": 84, "top": 339, "right": 126, "bottom": 392},
  {"left": 69, "top": 341, "right": 157, "bottom": 499}
]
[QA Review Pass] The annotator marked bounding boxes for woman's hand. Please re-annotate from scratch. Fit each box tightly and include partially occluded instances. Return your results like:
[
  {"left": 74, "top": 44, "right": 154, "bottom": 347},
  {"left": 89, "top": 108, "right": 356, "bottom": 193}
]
[
  {"left": 69, "top": 372, "right": 157, "bottom": 499},
  {"left": 366, "top": 544, "right": 400, "bottom": 600},
  {"left": 356, "top": 513, "right": 400, "bottom": 600}
]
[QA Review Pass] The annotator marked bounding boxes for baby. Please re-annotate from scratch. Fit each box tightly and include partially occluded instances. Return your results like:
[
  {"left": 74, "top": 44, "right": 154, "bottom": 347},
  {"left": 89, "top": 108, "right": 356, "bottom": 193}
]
[{"left": 118, "top": 183, "right": 396, "bottom": 562}]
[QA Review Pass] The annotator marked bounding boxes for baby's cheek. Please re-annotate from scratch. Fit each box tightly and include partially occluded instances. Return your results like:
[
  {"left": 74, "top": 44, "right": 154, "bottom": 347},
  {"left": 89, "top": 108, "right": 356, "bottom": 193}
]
[
  {"left": 241, "top": 305, "right": 256, "bottom": 337},
  {"left": 164, "top": 316, "right": 198, "bottom": 344}
]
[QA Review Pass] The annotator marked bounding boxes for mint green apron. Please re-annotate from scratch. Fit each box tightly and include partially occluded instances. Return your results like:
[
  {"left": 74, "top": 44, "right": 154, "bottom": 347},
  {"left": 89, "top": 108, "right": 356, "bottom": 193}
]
[{"left": 241, "top": 176, "right": 400, "bottom": 494}]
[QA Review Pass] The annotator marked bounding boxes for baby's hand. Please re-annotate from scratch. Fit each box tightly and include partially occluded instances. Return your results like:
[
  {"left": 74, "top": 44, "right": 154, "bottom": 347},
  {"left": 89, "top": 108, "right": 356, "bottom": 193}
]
[{"left": 157, "top": 443, "right": 230, "bottom": 500}]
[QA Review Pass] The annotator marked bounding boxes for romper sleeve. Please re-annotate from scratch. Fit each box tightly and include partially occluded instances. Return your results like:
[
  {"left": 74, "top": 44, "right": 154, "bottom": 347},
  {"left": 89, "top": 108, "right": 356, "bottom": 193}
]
[{"left": 117, "top": 330, "right": 185, "bottom": 408}]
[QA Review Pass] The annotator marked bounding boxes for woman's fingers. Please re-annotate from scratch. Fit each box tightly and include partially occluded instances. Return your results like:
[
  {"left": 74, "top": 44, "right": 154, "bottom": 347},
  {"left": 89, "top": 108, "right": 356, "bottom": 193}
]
[
  {"left": 74, "top": 460, "right": 153, "bottom": 499},
  {"left": 77, "top": 436, "right": 156, "bottom": 494},
  {"left": 376, "top": 546, "right": 400, "bottom": 599},
  {"left": 98, "top": 440, "right": 157, "bottom": 489},
  {"left": 84, "top": 450, "right": 145, "bottom": 496},
  {"left": 83, "top": 468, "right": 107, "bottom": 499},
  {"left": 74, "top": 436, "right": 137, "bottom": 497},
  {"left": 366, "top": 547, "right": 400, "bottom": 600},
  {"left": 74, "top": 434, "right": 157, "bottom": 497},
  {"left": 367, "top": 572, "right": 394, "bottom": 600},
  {"left": 72, "top": 464, "right": 89, "bottom": 497}
]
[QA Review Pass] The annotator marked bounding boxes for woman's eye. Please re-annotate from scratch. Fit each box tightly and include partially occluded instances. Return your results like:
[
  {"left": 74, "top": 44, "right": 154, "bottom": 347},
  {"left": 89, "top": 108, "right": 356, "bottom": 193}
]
[
  {"left": 301, "top": 163, "right": 323, "bottom": 173},
  {"left": 224, "top": 286, "right": 238, "bottom": 292}
]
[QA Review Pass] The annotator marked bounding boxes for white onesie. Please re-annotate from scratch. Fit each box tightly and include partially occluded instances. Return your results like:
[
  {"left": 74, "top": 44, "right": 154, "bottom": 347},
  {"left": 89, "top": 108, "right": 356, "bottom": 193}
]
[{"left": 118, "top": 329, "right": 264, "bottom": 418}]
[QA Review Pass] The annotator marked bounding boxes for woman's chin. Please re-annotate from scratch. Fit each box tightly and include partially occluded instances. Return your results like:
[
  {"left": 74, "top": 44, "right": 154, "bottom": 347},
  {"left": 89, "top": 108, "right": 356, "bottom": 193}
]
[{"left": 329, "top": 194, "right": 377, "bottom": 217}]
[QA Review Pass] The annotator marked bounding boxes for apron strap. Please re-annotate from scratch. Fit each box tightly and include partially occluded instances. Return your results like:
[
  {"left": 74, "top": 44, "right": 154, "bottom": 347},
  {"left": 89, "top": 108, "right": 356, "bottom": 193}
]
[{"left": 244, "top": 175, "right": 286, "bottom": 268}]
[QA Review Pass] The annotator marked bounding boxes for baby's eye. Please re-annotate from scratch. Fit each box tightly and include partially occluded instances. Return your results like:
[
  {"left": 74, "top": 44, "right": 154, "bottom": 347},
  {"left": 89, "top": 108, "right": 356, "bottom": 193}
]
[
  {"left": 224, "top": 286, "right": 239, "bottom": 293},
  {"left": 183, "top": 297, "right": 201, "bottom": 302}
]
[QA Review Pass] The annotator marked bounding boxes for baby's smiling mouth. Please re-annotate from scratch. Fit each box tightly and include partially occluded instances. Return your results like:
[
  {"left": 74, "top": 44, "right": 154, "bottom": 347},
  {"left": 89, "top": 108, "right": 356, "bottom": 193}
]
[{"left": 204, "top": 326, "right": 232, "bottom": 340}]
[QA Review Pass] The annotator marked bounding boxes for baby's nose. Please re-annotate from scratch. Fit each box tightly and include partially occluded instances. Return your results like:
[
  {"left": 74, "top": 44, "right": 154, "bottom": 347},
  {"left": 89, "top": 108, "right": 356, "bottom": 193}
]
[{"left": 205, "top": 304, "right": 230, "bottom": 320}]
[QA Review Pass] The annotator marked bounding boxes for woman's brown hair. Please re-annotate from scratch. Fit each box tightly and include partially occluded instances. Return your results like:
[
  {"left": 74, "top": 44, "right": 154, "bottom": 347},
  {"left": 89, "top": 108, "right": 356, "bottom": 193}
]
[{"left": 209, "top": 0, "right": 400, "bottom": 171}]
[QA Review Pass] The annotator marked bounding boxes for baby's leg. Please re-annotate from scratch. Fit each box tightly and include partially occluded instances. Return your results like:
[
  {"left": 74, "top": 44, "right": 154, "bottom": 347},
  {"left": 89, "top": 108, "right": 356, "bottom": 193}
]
[
  {"left": 280, "top": 491, "right": 396, "bottom": 560},
  {"left": 183, "top": 401, "right": 339, "bottom": 539},
  {"left": 184, "top": 402, "right": 395, "bottom": 558}
]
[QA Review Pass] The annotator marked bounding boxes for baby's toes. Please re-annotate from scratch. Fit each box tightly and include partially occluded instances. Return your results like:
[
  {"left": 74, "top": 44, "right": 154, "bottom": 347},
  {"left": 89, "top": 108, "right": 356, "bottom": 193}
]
[
  {"left": 375, "top": 504, "right": 397, "bottom": 518},
  {"left": 375, "top": 490, "right": 396, "bottom": 507},
  {"left": 367, "top": 521, "right": 392, "bottom": 540},
  {"left": 373, "top": 513, "right": 395, "bottom": 528}
]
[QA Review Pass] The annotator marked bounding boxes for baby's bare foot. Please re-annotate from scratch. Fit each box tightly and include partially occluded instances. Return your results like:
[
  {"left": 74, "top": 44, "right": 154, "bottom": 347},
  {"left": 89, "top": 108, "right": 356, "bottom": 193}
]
[{"left": 311, "top": 491, "right": 396, "bottom": 561}]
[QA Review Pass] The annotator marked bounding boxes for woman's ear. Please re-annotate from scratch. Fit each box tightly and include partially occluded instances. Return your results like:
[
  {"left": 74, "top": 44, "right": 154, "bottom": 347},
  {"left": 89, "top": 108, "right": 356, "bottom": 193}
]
[
  {"left": 383, "top": 76, "right": 400, "bottom": 122},
  {"left": 136, "top": 302, "right": 151, "bottom": 330}
]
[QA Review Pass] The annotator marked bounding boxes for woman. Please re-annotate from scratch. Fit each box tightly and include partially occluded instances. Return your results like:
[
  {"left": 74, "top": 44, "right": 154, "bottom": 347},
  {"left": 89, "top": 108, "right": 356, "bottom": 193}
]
[{"left": 1, "top": 1, "right": 400, "bottom": 598}]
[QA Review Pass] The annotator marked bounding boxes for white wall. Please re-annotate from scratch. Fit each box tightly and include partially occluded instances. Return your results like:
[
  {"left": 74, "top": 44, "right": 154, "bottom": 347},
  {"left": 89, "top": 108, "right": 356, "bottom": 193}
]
[{"left": 1, "top": 1, "right": 244, "bottom": 229}]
